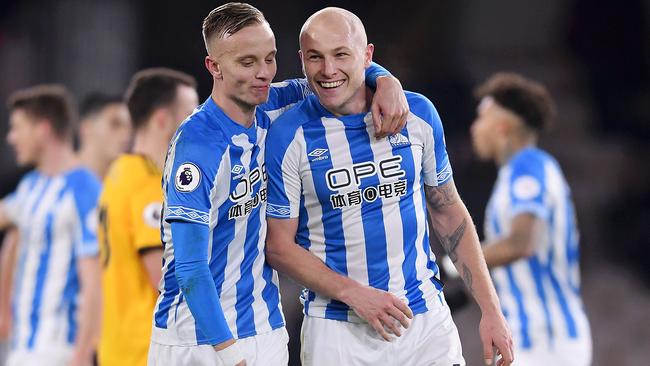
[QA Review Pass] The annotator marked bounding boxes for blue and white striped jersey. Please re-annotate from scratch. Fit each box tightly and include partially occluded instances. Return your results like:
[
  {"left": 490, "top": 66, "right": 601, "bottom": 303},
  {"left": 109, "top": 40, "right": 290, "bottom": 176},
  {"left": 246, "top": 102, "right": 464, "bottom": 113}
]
[
  {"left": 265, "top": 92, "right": 452, "bottom": 322},
  {"left": 3, "top": 168, "right": 100, "bottom": 353},
  {"left": 485, "top": 147, "right": 591, "bottom": 350},
  {"left": 152, "top": 79, "right": 310, "bottom": 346}
]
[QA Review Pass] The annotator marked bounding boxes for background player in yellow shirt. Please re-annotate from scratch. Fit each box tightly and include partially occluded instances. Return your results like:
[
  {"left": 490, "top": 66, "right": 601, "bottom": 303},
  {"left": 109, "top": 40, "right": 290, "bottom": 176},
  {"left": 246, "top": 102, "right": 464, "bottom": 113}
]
[{"left": 97, "top": 68, "right": 198, "bottom": 366}]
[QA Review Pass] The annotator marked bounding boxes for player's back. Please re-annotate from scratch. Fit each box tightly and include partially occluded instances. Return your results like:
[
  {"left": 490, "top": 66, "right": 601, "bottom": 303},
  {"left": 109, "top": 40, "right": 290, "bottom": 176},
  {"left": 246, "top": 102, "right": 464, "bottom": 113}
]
[
  {"left": 5, "top": 167, "right": 100, "bottom": 356},
  {"left": 485, "top": 147, "right": 591, "bottom": 350},
  {"left": 98, "top": 154, "right": 162, "bottom": 366}
]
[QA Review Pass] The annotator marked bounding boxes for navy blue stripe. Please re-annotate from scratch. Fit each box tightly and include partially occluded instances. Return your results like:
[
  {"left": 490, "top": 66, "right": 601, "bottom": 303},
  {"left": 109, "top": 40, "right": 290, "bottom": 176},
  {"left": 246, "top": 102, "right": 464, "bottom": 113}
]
[
  {"left": 27, "top": 183, "right": 66, "bottom": 349},
  {"left": 505, "top": 266, "right": 531, "bottom": 349},
  {"left": 154, "top": 258, "right": 178, "bottom": 328},
  {"left": 528, "top": 255, "right": 554, "bottom": 345},
  {"left": 260, "top": 263, "right": 284, "bottom": 327},
  {"left": 547, "top": 244, "right": 578, "bottom": 338},
  {"left": 393, "top": 128, "right": 428, "bottom": 313},
  {"left": 344, "top": 123, "right": 389, "bottom": 291},
  {"left": 234, "top": 197, "right": 261, "bottom": 337},
  {"left": 26, "top": 211, "right": 54, "bottom": 349},
  {"left": 303, "top": 121, "right": 349, "bottom": 319},
  {"left": 61, "top": 220, "right": 80, "bottom": 343}
]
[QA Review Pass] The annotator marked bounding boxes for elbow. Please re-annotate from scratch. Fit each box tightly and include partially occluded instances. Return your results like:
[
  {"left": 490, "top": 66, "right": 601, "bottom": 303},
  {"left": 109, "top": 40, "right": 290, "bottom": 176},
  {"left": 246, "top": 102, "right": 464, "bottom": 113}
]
[{"left": 264, "top": 239, "right": 286, "bottom": 270}]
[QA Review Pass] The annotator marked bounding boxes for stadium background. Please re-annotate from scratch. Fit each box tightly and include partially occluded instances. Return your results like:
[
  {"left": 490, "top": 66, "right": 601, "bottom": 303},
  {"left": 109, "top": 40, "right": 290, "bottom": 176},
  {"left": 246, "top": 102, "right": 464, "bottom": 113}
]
[{"left": 0, "top": 0, "right": 648, "bottom": 364}]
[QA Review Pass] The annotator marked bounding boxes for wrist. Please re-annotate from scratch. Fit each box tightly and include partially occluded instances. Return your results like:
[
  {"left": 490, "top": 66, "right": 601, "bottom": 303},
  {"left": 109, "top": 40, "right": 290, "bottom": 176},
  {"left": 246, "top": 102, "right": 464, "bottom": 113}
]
[
  {"left": 335, "top": 279, "right": 363, "bottom": 305},
  {"left": 215, "top": 340, "right": 244, "bottom": 366}
]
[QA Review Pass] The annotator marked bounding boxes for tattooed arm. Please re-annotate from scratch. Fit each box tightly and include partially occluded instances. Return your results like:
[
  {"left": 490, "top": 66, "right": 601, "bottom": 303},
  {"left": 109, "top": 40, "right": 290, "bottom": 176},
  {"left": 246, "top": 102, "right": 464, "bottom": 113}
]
[{"left": 425, "top": 179, "right": 514, "bottom": 366}]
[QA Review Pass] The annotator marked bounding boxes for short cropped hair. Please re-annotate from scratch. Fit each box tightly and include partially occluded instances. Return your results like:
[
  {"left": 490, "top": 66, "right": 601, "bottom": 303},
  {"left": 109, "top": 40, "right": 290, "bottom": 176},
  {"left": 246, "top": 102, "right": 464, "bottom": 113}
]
[
  {"left": 79, "top": 92, "right": 124, "bottom": 121},
  {"left": 7, "top": 84, "right": 76, "bottom": 139},
  {"left": 474, "top": 72, "right": 555, "bottom": 132},
  {"left": 124, "top": 68, "right": 197, "bottom": 129},
  {"left": 202, "top": 2, "right": 266, "bottom": 51}
]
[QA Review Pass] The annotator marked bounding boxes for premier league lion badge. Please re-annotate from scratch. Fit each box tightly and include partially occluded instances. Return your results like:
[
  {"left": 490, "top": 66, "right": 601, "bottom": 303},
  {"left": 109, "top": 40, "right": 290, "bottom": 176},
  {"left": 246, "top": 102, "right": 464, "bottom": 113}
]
[{"left": 175, "top": 163, "right": 200, "bottom": 192}]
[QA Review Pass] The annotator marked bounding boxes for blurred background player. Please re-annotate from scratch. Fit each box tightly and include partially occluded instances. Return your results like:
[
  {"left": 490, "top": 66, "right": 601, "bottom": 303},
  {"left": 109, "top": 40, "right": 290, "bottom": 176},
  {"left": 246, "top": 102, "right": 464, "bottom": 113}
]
[
  {"left": 77, "top": 93, "right": 132, "bottom": 179},
  {"left": 470, "top": 72, "right": 592, "bottom": 365},
  {"left": 149, "top": 3, "right": 406, "bottom": 366},
  {"left": 0, "top": 91, "right": 132, "bottom": 366},
  {"left": 265, "top": 7, "right": 512, "bottom": 366},
  {"left": 97, "top": 68, "right": 198, "bottom": 366},
  {"left": 0, "top": 85, "right": 102, "bottom": 366}
]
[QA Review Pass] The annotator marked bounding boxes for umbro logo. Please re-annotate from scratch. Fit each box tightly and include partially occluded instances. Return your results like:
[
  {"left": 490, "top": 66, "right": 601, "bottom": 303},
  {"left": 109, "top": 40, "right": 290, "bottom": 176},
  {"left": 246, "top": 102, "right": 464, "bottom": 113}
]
[
  {"left": 388, "top": 133, "right": 410, "bottom": 147},
  {"left": 308, "top": 148, "right": 329, "bottom": 162},
  {"left": 231, "top": 165, "right": 244, "bottom": 174}
]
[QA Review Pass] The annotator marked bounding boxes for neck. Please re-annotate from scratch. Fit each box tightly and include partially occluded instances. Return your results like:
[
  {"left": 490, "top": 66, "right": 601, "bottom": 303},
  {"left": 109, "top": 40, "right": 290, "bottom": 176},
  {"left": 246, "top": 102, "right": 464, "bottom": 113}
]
[
  {"left": 211, "top": 87, "right": 256, "bottom": 128},
  {"left": 329, "top": 85, "right": 371, "bottom": 117},
  {"left": 37, "top": 139, "right": 78, "bottom": 176},
  {"left": 496, "top": 134, "right": 537, "bottom": 166},
  {"left": 132, "top": 126, "right": 168, "bottom": 171},
  {"left": 78, "top": 144, "right": 110, "bottom": 179}
]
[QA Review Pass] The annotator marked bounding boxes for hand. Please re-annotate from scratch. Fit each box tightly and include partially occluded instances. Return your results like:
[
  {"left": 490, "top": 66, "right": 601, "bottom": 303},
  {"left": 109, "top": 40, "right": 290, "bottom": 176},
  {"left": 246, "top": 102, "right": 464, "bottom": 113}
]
[
  {"left": 340, "top": 284, "right": 413, "bottom": 341},
  {"left": 371, "top": 75, "right": 409, "bottom": 138},
  {"left": 479, "top": 311, "right": 514, "bottom": 366},
  {"left": 214, "top": 339, "right": 246, "bottom": 366}
]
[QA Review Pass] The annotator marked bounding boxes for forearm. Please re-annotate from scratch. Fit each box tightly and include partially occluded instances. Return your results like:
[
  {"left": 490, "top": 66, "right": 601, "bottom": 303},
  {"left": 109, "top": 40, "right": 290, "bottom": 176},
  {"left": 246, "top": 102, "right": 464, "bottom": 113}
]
[
  {"left": 171, "top": 221, "right": 233, "bottom": 345},
  {"left": 482, "top": 239, "right": 526, "bottom": 269},
  {"left": 0, "top": 229, "right": 18, "bottom": 338},
  {"left": 266, "top": 241, "right": 360, "bottom": 303},
  {"left": 430, "top": 204, "right": 501, "bottom": 315}
]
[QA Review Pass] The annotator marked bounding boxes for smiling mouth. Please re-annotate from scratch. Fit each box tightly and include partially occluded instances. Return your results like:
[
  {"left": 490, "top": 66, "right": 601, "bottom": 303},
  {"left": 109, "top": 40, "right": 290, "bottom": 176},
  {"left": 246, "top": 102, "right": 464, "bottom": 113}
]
[{"left": 318, "top": 80, "right": 345, "bottom": 89}]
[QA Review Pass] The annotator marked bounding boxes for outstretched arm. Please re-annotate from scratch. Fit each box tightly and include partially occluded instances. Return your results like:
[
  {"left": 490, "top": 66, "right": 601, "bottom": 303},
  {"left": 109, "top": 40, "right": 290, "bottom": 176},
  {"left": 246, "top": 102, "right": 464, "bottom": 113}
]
[
  {"left": 482, "top": 213, "right": 545, "bottom": 269},
  {"left": 425, "top": 180, "right": 514, "bottom": 366},
  {"left": 266, "top": 217, "right": 412, "bottom": 341}
]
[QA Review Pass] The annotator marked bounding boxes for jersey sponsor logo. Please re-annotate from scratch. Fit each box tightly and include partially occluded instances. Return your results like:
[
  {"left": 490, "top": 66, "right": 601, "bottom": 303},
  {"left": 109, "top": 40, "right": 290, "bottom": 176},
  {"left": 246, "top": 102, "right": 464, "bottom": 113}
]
[
  {"left": 308, "top": 148, "right": 329, "bottom": 162},
  {"left": 325, "top": 156, "right": 407, "bottom": 209},
  {"left": 325, "top": 156, "right": 405, "bottom": 190},
  {"left": 143, "top": 201, "right": 163, "bottom": 228},
  {"left": 388, "top": 132, "right": 410, "bottom": 147},
  {"left": 512, "top": 175, "right": 541, "bottom": 200},
  {"left": 175, "top": 163, "right": 200, "bottom": 192},
  {"left": 228, "top": 164, "right": 268, "bottom": 219}
]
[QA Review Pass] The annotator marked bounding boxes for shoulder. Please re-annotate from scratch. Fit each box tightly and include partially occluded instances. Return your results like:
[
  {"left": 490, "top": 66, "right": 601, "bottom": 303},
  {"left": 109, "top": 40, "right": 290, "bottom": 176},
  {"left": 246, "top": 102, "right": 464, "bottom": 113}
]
[
  {"left": 404, "top": 91, "right": 442, "bottom": 128},
  {"left": 16, "top": 170, "right": 40, "bottom": 188},
  {"left": 173, "top": 112, "right": 228, "bottom": 158},
  {"left": 267, "top": 96, "right": 320, "bottom": 148},
  {"left": 66, "top": 167, "right": 101, "bottom": 206},
  {"left": 106, "top": 155, "right": 160, "bottom": 188},
  {"left": 509, "top": 147, "right": 552, "bottom": 174}
]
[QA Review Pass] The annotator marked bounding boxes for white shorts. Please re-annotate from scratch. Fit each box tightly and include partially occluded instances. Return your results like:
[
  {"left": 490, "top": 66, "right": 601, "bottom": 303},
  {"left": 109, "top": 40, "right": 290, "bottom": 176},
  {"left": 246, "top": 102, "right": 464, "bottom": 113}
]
[
  {"left": 513, "top": 337, "right": 592, "bottom": 366},
  {"left": 5, "top": 347, "right": 72, "bottom": 366},
  {"left": 147, "top": 327, "right": 289, "bottom": 366},
  {"left": 301, "top": 304, "right": 465, "bottom": 366}
]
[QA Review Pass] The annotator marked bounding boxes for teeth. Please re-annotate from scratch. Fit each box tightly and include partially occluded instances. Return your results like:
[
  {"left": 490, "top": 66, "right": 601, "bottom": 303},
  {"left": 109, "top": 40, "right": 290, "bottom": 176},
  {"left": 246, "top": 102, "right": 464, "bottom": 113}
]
[{"left": 319, "top": 80, "right": 344, "bottom": 89}]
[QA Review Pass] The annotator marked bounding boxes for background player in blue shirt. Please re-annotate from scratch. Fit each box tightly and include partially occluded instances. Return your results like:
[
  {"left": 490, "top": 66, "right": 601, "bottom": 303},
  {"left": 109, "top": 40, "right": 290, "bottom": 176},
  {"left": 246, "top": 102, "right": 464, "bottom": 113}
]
[
  {"left": 0, "top": 85, "right": 102, "bottom": 366},
  {"left": 265, "top": 7, "right": 513, "bottom": 366},
  {"left": 470, "top": 73, "right": 592, "bottom": 365},
  {"left": 148, "top": 3, "right": 409, "bottom": 366}
]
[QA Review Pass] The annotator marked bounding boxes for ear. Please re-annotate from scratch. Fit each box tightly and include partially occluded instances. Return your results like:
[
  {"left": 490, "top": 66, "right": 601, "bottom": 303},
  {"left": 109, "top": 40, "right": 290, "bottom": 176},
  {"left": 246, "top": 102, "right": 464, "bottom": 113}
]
[
  {"left": 364, "top": 43, "right": 374, "bottom": 68},
  {"left": 298, "top": 50, "right": 306, "bottom": 77},
  {"left": 205, "top": 55, "right": 222, "bottom": 79},
  {"left": 36, "top": 118, "right": 55, "bottom": 139}
]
